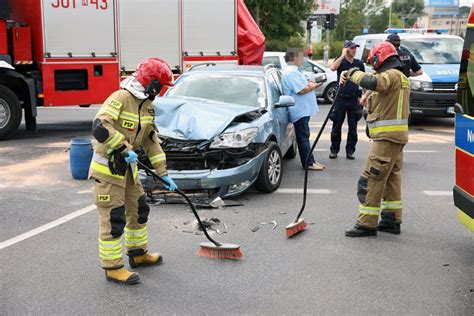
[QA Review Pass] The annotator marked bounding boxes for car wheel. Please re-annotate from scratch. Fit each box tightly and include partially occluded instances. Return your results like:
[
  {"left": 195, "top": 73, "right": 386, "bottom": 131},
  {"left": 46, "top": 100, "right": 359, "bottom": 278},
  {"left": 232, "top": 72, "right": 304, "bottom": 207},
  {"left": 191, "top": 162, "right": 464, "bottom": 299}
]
[
  {"left": 0, "top": 86, "right": 22, "bottom": 140},
  {"left": 323, "top": 82, "right": 337, "bottom": 104},
  {"left": 283, "top": 139, "right": 297, "bottom": 159},
  {"left": 255, "top": 142, "right": 283, "bottom": 193}
]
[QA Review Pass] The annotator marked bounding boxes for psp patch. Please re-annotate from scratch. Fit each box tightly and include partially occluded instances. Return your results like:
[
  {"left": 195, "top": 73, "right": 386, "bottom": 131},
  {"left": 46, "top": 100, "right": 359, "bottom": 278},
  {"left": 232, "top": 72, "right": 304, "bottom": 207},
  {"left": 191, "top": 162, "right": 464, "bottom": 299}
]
[
  {"left": 98, "top": 195, "right": 111, "bottom": 202},
  {"left": 121, "top": 120, "right": 135, "bottom": 129},
  {"left": 109, "top": 100, "right": 123, "bottom": 110}
]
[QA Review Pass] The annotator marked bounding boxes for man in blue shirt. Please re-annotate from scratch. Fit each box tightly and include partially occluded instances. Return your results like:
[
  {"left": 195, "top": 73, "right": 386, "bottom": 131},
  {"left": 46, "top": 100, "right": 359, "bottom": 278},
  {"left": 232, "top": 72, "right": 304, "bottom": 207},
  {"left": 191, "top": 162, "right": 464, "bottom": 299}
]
[
  {"left": 329, "top": 40, "right": 365, "bottom": 160},
  {"left": 282, "top": 48, "right": 325, "bottom": 170}
]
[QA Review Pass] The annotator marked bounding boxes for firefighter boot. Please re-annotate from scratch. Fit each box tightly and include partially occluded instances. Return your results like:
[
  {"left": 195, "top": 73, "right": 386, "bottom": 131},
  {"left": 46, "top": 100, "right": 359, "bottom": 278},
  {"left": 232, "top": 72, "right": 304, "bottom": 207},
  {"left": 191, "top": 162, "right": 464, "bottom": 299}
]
[
  {"left": 105, "top": 267, "right": 140, "bottom": 285},
  {"left": 345, "top": 224, "right": 377, "bottom": 237},
  {"left": 129, "top": 252, "right": 163, "bottom": 268},
  {"left": 378, "top": 212, "right": 401, "bottom": 234}
]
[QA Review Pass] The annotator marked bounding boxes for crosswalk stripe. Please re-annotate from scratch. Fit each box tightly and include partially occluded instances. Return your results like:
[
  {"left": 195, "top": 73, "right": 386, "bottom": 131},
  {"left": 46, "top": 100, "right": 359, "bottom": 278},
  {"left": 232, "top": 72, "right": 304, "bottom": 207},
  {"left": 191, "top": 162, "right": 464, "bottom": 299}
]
[{"left": 423, "top": 191, "right": 452, "bottom": 196}]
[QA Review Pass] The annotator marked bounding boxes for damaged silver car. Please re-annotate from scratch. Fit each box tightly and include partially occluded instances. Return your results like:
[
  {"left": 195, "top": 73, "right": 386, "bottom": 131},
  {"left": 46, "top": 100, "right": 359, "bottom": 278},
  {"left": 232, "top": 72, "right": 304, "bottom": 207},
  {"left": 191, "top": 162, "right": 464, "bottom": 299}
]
[{"left": 140, "top": 64, "right": 297, "bottom": 198}]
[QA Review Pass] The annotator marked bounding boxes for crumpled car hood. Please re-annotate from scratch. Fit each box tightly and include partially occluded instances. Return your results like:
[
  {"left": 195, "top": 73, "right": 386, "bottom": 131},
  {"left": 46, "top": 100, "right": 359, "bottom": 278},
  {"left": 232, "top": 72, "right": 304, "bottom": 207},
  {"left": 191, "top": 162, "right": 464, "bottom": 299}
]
[{"left": 153, "top": 96, "right": 259, "bottom": 140}]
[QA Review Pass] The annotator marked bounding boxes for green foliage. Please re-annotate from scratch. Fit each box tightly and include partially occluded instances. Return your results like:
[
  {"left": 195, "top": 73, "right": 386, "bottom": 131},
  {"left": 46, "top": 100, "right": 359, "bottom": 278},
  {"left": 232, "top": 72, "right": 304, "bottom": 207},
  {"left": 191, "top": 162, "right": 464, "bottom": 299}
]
[
  {"left": 392, "top": 0, "right": 424, "bottom": 27},
  {"left": 369, "top": 8, "right": 404, "bottom": 34},
  {"left": 245, "top": 0, "right": 313, "bottom": 41},
  {"left": 312, "top": 40, "right": 344, "bottom": 60},
  {"left": 266, "top": 36, "right": 306, "bottom": 52}
]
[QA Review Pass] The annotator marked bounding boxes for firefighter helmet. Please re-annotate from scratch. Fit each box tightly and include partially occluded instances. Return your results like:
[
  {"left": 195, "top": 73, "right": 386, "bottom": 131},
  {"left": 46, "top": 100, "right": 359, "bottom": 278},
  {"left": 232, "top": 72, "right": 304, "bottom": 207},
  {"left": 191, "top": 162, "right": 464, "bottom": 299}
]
[
  {"left": 132, "top": 58, "right": 174, "bottom": 93},
  {"left": 367, "top": 42, "right": 398, "bottom": 71}
]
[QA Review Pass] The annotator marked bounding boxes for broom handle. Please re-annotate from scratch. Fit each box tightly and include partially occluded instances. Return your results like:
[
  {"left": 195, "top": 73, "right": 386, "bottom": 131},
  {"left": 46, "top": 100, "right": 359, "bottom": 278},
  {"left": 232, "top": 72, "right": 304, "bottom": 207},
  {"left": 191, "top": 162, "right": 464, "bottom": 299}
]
[
  {"left": 136, "top": 161, "right": 222, "bottom": 247},
  {"left": 295, "top": 86, "right": 341, "bottom": 222}
]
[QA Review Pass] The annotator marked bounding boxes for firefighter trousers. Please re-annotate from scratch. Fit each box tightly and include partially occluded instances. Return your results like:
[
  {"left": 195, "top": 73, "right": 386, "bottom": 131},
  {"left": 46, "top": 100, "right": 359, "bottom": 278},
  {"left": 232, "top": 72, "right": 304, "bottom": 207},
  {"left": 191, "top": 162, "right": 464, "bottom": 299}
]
[
  {"left": 356, "top": 140, "right": 404, "bottom": 229},
  {"left": 94, "top": 170, "right": 151, "bottom": 269}
]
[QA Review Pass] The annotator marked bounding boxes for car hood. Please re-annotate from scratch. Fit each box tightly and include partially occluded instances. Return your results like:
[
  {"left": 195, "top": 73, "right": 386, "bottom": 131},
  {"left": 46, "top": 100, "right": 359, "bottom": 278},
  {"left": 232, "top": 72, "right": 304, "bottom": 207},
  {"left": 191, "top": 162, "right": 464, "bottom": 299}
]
[{"left": 153, "top": 96, "right": 260, "bottom": 140}]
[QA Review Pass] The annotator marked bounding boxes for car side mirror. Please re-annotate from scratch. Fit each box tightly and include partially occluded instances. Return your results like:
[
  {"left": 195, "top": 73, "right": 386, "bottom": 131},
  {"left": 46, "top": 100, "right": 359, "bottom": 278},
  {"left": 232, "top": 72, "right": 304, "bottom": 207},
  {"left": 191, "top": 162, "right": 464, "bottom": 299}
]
[
  {"left": 275, "top": 95, "right": 295, "bottom": 107},
  {"left": 314, "top": 73, "right": 327, "bottom": 83}
]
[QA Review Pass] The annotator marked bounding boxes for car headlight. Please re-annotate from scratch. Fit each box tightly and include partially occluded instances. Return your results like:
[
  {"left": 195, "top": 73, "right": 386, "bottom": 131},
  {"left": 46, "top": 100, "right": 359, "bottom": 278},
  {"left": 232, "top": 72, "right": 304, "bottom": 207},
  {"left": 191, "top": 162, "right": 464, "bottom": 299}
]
[
  {"left": 410, "top": 80, "right": 432, "bottom": 91},
  {"left": 210, "top": 127, "right": 259, "bottom": 148}
]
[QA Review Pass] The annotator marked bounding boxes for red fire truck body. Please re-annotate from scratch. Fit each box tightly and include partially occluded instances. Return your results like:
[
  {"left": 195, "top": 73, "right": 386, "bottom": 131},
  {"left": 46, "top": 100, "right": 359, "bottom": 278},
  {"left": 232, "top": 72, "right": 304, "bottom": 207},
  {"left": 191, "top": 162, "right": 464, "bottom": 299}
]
[{"left": 0, "top": 0, "right": 264, "bottom": 139}]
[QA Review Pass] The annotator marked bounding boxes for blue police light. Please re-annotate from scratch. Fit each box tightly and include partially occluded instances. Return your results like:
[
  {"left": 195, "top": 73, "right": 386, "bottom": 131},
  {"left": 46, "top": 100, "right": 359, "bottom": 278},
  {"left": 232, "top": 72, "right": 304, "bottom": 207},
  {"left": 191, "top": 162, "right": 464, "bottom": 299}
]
[{"left": 385, "top": 28, "right": 449, "bottom": 34}]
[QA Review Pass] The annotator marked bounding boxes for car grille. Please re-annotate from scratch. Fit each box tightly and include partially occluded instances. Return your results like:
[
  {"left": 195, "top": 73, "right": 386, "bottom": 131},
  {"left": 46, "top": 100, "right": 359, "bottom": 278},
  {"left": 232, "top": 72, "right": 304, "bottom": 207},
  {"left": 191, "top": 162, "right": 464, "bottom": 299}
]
[
  {"left": 411, "top": 98, "right": 454, "bottom": 108},
  {"left": 432, "top": 82, "right": 455, "bottom": 91}
]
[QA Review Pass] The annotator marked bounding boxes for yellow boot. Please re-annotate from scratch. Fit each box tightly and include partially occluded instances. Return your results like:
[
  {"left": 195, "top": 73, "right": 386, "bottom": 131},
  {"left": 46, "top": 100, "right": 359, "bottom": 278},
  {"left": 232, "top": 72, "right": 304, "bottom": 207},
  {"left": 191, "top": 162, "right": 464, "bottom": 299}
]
[
  {"left": 129, "top": 252, "right": 163, "bottom": 268},
  {"left": 105, "top": 267, "right": 140, "bottom": 285}
]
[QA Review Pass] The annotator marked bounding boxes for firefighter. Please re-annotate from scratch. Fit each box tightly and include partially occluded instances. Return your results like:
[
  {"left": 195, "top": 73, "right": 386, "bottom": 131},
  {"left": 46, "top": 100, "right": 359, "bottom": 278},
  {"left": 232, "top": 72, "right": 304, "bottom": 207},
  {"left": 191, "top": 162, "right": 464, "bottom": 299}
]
[
  {"left": 340, "top": 42, "right": 410, "bottom": 237},
  {"left": 90, "top": 58, "right": 177, "bottom": 284}
]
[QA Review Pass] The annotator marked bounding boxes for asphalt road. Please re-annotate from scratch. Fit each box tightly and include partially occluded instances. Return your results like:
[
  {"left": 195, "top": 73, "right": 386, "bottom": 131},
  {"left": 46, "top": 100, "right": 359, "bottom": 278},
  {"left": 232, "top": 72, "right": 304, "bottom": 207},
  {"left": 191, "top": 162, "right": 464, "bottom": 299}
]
[{"left": 0, "top": 105, "right": 472, "bottom": 315}]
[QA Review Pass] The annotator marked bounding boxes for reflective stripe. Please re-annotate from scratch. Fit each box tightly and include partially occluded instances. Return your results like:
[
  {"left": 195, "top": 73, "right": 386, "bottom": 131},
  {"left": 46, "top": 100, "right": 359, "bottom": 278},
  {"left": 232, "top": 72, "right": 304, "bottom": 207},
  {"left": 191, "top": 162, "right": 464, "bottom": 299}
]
[
  {"left": 351, "top": 71, "right": 365, "bottom": 84},
  {"left": 397, "top": 75, "right": 410, "bottom": 119},
  {"left": 141, "top": 116, "right": 154, "bottom": 125},
  {"left": 132, "top": 164, "right": 138, "bottom": 180},
  {"left": 99, "top": 238, "right": 122, "bottom": 260},
  {"left": 120, "top": 111, "right": 139, "bottom": 122},
  {"left": 102, "top": 108, "right": 119, "bottom": 120},
  {"left": 368, "top": 119, "right": 408, "bottom": 134},
  {"left": 359, "top": 205, "right": 380, "bottom": 216},
  {"left": 90, "top": 161, "right": 124, "bottom": 180},
  {"left": 149, "top": 153, "right": 166, "bottom": 165},
  {"left": 382, "top": 200, "right": 403, "bottom": 210},
  {"left": 105, "top": 131, "right": 124, "bottom": 149},
  {"left": 125, "top": 227, "right": 147, "bottom": 247}
]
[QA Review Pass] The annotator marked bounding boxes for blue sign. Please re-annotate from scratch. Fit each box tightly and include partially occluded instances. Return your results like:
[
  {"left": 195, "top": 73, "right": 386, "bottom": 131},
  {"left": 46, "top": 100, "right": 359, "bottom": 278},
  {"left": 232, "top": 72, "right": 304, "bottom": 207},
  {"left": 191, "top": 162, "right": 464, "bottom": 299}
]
[
  {"left": 455, "top": 114, "right": 474, "bottom": 156},
  {"left": 425, "top": 0, "right": 459, "bottom": 7}
]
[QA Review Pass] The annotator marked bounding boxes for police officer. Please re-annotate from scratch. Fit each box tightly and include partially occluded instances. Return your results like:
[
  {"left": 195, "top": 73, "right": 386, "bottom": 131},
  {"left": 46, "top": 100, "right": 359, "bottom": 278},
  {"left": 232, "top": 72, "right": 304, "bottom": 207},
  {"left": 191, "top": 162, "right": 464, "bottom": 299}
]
[
  {"left": 90, "top": 58, "right": 177, "bottom": 284},
  {"left": 386, "top": 33, "right": 423, "bottom": 77},
  {"left": 340, "top": 42, "right": 410, "bottom": 237},
  {"left": 329, "top": 40, "right": 365, "bottom": 160}
]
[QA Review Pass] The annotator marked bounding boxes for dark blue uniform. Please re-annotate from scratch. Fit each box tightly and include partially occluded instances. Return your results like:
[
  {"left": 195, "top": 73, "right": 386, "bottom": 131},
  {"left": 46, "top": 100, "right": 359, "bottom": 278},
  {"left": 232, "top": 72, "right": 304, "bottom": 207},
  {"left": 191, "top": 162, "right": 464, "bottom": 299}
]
[
  {"left": 330, "top": 57, "right": 365, "bottom": 156},
  {"left": 397, "top": 47, "right": 421, "bottom": 77}
]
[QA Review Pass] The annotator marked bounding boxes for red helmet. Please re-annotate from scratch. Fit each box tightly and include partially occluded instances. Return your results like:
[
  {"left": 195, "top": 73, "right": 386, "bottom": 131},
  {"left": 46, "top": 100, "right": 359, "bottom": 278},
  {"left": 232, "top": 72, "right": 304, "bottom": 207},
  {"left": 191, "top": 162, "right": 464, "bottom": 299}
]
[
  {"left": 132, "top": 57, "right": 174, "bottom": 88},
  {"left": 367, "top": 42, "right": 398, "bottom": 71}
]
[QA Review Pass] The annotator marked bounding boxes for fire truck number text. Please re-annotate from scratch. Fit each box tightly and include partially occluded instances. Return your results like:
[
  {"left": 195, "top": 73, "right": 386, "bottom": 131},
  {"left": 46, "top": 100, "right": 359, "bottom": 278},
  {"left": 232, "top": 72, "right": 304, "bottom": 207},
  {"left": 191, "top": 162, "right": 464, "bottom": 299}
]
[{"left": 51, "top": 0, "right": 108, "bottom": 10}]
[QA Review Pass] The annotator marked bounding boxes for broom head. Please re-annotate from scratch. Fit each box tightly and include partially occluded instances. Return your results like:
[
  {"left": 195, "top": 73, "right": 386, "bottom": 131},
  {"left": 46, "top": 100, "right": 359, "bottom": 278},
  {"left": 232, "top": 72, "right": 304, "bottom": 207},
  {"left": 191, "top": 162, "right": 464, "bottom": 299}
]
[
  {"left": 285, "top": 218, "right": 307, "bottom": 238},
  {"left": 197, "top": 242, "right": 243, "bottom": 260}
]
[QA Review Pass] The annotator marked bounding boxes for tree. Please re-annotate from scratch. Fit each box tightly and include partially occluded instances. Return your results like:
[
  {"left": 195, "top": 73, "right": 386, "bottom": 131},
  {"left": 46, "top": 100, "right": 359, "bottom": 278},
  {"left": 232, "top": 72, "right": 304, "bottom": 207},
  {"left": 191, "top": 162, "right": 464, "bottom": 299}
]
[
  {"left": 392, "top": 0, "right": 424, "bottom": 28},
  {"left": 332, "top": 0, "right": 366, "bottom": 41},
  {"left": 245, "top": 0, "right": 313, "bottom": 41},
  {"left": 369, "top": 7, "right": 404, "bottom": 34}
]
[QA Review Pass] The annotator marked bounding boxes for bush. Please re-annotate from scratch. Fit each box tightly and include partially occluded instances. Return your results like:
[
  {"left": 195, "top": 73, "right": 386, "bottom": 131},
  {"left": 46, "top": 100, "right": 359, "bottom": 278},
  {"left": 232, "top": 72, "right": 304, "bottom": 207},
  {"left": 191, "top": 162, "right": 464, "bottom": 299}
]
[
  {"left": 312, "top": 40, "right": 344, "bottom": 60},
  {"left": 266, "top": 35, "right": 305, "bottom": 52}
]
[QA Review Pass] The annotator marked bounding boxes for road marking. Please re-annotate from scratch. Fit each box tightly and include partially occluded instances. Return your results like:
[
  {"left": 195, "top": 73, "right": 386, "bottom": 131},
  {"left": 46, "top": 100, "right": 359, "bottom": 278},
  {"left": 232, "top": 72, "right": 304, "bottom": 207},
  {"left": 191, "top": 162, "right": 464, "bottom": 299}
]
[
  {"left": 276, "top": 188, "right": 332, "bottom": 194},
  {"left": 0, "top": 204, "right": 96, "bottom": 250},
  {"left": 423, "top": 191, "right": 452, "bottom": 196},
  {"left": 77, "top": 189, "right": 93, "bottom": 194}
]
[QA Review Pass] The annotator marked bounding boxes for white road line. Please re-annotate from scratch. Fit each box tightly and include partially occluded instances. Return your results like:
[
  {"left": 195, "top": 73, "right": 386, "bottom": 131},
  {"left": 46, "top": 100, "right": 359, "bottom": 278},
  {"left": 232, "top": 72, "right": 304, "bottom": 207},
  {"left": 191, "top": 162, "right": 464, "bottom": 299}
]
[
  {"left": 423, "top": 191, "right": 452, "bottom": 196},
  {"left": 0, "top": 204, "right": 96, "bottom": 250},
  {"left": 276, "top": 188, "right": 332, "bottom": 194}
]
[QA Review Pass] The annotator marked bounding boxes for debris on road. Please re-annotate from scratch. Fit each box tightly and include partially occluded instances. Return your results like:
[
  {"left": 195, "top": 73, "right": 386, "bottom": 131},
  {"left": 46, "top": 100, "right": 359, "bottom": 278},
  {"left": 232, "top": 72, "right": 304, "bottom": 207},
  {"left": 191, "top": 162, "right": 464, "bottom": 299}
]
[
  {"left": 270, "top": 221, "right": 277, "bottom": 230},
  {"left": 251, "top": 226, "right": 259, "bottom": 232}
]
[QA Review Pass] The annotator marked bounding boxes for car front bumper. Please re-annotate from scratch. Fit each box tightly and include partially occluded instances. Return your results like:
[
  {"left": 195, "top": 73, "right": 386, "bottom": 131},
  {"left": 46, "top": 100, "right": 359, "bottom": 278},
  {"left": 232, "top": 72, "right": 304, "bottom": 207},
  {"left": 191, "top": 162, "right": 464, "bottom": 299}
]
[
  {"left": 410, "top": 90, "right": 456, "bottom": 117},
  {"left": 140, "top": 148, "right": 268, "bottom": 198}
]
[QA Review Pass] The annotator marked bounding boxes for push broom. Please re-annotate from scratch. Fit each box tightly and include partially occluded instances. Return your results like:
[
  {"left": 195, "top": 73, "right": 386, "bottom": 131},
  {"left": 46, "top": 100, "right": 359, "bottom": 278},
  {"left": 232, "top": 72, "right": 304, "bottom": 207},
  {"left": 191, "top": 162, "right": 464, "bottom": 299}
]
[
  {"left": 285, "top": 85, "right": 341, "bottom": 238},
  {"left": 137, "top": 160, "right": 243, "bottom": 259}
]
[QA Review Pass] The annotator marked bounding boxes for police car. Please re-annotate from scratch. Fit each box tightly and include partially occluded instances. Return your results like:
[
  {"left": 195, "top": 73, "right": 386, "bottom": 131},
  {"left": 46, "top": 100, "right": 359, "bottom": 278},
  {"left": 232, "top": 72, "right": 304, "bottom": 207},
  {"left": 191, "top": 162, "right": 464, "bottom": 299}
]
[{"left": 353, "top": 29, "right": 464, "bottom": 118}]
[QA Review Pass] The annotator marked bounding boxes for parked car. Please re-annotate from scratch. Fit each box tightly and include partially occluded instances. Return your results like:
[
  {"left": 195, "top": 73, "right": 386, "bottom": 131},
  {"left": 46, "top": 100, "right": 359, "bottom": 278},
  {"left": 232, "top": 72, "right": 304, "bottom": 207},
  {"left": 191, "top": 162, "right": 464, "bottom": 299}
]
[
  {"left": 262, "top": 51, "right": 338, "bottom": 103},
  {"left": 353, "top": 30, "right": 464, "bottom": 117},
  {"left": 140, "top": 64, "right": 297, "bottom": 198}
]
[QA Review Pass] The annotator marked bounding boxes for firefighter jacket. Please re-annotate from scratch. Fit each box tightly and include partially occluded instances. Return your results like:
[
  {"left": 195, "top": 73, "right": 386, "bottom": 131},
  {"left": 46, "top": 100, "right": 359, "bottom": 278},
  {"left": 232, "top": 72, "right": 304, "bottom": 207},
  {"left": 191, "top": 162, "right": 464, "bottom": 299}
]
[
  {"left": 90, "top": 90, "right": 168, "bottom": 187},
  {"left": 346, "top": 68, "right": 410, "bottom": 144}
]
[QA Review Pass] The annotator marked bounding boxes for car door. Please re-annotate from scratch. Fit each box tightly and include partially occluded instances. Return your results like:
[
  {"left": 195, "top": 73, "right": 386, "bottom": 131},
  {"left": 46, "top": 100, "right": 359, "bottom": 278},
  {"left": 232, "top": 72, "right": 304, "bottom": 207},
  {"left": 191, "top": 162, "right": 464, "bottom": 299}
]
[{"left": 268, "top": 70, "right": 293, "bottom": 152}]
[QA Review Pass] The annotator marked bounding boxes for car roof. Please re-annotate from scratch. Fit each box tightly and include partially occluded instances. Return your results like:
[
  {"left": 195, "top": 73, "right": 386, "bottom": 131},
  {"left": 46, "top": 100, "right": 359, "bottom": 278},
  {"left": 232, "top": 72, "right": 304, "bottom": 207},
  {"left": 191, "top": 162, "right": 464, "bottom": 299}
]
[
  {"left": 186, "top": 64, "right": 270, "bottom": 76},
  {"left": 353, "top": 33, "right": 463, "bottom": 41},
  {"left": 263, "top": 51, "right": 285, "bottom": 57}
]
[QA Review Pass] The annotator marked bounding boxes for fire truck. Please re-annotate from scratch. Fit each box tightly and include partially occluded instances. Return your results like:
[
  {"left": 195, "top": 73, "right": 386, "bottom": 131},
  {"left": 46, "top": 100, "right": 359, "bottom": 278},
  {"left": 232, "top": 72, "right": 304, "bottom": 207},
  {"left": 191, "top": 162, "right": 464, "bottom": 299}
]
[
  {"left": 0, "top": 0, "right": 264, "bottom": 139},
  {"left": 453, "top": 3, "right": 474, "bottom": 232}
]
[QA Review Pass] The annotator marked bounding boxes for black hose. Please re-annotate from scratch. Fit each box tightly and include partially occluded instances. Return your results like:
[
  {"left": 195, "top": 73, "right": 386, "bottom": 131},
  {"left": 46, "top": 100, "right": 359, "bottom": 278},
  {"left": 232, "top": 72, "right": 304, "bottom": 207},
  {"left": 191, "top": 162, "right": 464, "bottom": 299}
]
[
  {"left": 136, "top": 160, "right": 222, "bottom": 247},
  {"left": 294, "top": 86, "right": 341, "bottom": 222}
]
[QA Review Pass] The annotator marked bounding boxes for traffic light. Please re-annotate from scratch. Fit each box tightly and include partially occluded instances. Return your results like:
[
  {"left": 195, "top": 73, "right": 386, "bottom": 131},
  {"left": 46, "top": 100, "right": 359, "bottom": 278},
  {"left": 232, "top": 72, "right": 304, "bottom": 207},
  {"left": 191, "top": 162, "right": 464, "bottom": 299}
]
[
  {"left": 325, "top": 14, "right": 335, "bottom": 30},
  {"left": 306, "top": 20, "right": 314, "bottom": 30}
]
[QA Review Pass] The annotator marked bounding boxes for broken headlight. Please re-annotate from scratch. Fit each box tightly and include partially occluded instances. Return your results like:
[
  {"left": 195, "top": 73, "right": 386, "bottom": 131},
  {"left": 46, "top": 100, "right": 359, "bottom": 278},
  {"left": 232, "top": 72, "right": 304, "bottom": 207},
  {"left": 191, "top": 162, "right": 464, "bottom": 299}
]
[{"left": 209, "top": 127, "right": 259, "bottom": 149}]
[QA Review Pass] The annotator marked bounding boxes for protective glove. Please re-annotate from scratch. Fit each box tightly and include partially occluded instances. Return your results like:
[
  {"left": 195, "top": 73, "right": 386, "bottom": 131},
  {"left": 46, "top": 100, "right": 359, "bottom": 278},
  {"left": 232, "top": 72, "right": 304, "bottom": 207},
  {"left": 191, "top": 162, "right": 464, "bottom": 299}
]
[
  {"left": 124, "top": 150, "right": 138, "bottom": 164},
  {"left": 161, "top": 175, "right": 178, "bottom": 191}
]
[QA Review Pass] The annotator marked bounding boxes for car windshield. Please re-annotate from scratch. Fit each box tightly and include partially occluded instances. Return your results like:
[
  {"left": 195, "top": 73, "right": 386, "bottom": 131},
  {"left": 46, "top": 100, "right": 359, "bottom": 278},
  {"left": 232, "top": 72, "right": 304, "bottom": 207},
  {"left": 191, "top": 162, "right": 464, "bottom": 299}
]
[
  {"left": 402, "top": 37, "right": 463, "bottom": 64},
  {"left": 167, "top": 73, "right": 266, "bottom": 108}
]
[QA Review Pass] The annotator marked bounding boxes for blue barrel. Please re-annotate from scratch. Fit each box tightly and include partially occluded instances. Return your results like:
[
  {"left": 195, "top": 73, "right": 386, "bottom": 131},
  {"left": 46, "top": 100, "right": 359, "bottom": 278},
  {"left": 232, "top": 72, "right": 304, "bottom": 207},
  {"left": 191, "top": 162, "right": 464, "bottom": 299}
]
[{"left": 70, "top": 138, "right": 93, "bottom": 180}]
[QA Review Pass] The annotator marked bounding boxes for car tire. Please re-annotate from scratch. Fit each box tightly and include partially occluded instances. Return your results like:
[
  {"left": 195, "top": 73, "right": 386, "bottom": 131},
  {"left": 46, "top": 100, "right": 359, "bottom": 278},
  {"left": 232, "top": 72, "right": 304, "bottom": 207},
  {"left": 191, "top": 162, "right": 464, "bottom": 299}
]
[
  {"left": 323, "top": 82, "right": 337, "bottom": 104},
  {"left": 0, "top": 86, "right": 22, "bottom": 140},
  {"left": 255, "top": 142, "right": 283, "bottom": 193},
  {"left": 283, "top": 139, "right": 297, "bottom": 159}
]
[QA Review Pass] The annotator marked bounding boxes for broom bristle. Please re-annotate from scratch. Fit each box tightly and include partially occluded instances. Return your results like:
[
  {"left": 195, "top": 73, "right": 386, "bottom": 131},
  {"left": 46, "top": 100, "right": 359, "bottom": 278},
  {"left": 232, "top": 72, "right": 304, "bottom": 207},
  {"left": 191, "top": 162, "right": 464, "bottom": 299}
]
[
  {"left": 197, "top": 242, "right": 243, "bottom": 260},
  {"left": 285, "top": 218, "right": 307, "bottom": 238}
]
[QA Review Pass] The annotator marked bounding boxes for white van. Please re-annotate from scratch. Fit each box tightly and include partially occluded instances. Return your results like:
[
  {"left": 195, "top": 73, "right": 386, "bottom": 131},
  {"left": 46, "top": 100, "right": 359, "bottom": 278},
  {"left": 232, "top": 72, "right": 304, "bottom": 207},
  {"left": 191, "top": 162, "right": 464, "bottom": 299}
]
[{"left": 353, "top": 29, "right": 464, "bottom": 117}]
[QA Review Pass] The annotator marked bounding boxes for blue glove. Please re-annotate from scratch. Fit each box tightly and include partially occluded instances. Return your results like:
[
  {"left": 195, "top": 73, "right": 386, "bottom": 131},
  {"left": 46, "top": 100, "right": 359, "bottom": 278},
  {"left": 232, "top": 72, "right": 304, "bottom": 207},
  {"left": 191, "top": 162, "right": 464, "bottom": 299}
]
[
  {"left": 161, "top": 175, "right": 177, "bottom": 191},
  {"left": 124, "top": 150, "right": 138, "bottom": 164}
]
